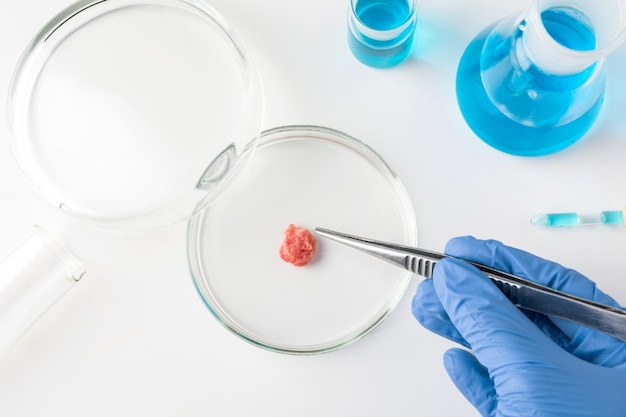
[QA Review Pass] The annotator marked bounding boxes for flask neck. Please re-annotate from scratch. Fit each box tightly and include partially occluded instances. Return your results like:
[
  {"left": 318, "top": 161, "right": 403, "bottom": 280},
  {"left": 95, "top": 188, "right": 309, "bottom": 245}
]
[{"left": 522, "top": 0, "right": 626, "bottom": 75}]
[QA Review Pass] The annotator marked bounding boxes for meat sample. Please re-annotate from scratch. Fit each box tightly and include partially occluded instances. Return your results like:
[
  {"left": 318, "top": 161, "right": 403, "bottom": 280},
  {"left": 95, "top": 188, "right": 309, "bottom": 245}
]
[{"left": 279, "top": 224, "right": 317, "bottom": 267}]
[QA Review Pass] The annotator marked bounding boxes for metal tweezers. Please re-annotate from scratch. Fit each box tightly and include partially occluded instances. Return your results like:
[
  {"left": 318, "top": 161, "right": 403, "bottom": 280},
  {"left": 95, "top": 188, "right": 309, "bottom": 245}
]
[{"left": 315, "top": 227, "right": 626, "bottom": 342}]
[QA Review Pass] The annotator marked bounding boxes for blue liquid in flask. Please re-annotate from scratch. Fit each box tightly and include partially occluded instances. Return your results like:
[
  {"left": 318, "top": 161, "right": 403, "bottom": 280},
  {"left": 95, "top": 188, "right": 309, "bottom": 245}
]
[
  {"left": 456, "top": 8, "right": 604, "bottom": 156},
  {"left": 348, "top": 0, "right": 416, "bottom": 68}
]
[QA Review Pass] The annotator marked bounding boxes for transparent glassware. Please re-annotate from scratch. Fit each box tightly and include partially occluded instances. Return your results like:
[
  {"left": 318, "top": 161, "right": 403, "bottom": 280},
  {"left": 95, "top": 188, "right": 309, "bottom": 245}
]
[
  {"left": 6, "top": 0, "right": 263, "bottom": 232},
  {"left": 456, "top": 0, "right": 626, "bottom": 156},
  {"left": 347, "top": 0, "right": 417, "bottom": 68},
  {"left": 0, "top": 226, "right": 84, "bottom": 357},
  {"left": 187, "top": 126, "right": 417, "bottom": 354}
]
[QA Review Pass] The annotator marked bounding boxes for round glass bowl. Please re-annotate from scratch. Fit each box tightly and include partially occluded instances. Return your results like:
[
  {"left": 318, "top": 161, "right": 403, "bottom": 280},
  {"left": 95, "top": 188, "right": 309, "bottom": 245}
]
[
  {"left": 187, "top": 126, "right": 417, "bottom": 354},
  {"left": 7, "top": 0, "right": 263, "bottom": 232}
]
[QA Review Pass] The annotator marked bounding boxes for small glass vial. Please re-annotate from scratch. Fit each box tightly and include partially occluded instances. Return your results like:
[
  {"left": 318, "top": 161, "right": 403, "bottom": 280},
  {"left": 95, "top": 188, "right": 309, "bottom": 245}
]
[{"left": 347, "top": 0, "right": 417, "bottom": 68}]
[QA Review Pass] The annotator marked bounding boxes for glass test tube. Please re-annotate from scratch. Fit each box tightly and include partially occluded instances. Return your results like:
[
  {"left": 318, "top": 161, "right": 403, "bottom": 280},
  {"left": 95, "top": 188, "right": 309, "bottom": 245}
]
[
  {"left": 0, "top": 226, "right": 85, "bottom": 357},
  {"left": 531, "top": 208, "right": 625, "bottom": 227}
]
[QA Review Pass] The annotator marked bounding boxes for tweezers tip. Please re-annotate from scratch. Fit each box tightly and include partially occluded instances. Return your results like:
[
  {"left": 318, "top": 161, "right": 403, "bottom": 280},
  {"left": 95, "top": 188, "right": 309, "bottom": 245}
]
[
  {"left": 314, "top": 228, "right": 370, "bottom": 250},
  {"left": 314, "top": 227, "right": 334, "bottom": 236},
  {"left": 314, "top": 227, "right": 353, "bottom": 245}
]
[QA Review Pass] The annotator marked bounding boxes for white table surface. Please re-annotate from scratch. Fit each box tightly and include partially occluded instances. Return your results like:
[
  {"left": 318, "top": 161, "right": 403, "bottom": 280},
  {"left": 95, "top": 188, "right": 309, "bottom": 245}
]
[{"left": 2, "top": 0, "right": 626, "bottom": 415}]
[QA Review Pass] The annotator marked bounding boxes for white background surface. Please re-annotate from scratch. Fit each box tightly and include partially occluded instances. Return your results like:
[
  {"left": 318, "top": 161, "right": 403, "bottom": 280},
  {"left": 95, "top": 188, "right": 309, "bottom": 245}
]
[{"left": 2, "top": 0, "right": 626, "bottom": 415}]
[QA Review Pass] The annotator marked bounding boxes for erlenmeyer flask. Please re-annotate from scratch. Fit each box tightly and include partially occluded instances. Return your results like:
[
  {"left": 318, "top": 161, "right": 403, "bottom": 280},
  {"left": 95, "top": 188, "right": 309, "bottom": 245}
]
[{"left": 456, "top": 0, "right": 626, "bottom": 156}]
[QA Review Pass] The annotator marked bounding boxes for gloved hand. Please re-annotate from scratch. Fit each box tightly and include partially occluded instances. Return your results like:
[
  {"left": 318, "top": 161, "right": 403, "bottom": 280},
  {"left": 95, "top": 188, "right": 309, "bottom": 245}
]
[{"left": 412, "top": 236, "right": 626, "bottom": 417}]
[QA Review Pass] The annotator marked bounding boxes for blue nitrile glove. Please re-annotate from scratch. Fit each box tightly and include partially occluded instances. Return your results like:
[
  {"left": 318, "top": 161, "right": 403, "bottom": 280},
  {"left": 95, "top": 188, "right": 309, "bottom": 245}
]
[{"left": 412, "top": 236, "right": 626, "bottom": 417}]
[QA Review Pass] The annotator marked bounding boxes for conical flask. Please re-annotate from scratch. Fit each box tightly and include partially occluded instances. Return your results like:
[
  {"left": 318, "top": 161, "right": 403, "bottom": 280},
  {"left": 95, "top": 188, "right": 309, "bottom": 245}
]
[{"left": 456, "top": 0, "right": 626, "bottom": 156}]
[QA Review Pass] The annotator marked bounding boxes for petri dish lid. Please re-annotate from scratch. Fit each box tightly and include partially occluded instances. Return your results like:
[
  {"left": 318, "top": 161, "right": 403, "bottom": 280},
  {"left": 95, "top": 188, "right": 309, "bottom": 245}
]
[
  {"left": 6, "top": 0, "right": 263, "bottom": 232},
  {"left": 187, "top": 125, "right": 417, "bottom": 354}
]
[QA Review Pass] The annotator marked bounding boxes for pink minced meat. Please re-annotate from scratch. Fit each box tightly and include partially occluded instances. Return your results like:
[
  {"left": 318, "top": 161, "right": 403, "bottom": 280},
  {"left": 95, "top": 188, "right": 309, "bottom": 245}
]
[{"left": 279, "top": 224, "right": 317, "bottom": 267}]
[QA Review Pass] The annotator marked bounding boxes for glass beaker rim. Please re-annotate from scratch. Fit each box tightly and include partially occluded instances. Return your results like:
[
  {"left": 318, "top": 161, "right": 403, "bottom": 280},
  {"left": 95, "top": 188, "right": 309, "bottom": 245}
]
[{"left": 349, "top": 0, "right": 417, "bottom": 41}]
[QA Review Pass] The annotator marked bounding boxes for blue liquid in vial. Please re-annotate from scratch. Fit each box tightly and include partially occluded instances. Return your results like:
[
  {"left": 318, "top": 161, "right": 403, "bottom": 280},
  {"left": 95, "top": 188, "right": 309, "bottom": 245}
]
[
  {"left": 543, "top": 213, "right": 579, "bottom": 226},
  {"left": 456, "top": 8, "right": 604, "bottom": 156},
  {"left": 539, "top": 211, "right": 623, "bottom": 226},
  {"left": 601, "top": 211, "right": 623, "bottom": 225},
  {"left": 356, "top": 0, "right": 410, "bottom": 30},
  {"left": 348, "top": 0, "right": 415, "bottom": 68}
]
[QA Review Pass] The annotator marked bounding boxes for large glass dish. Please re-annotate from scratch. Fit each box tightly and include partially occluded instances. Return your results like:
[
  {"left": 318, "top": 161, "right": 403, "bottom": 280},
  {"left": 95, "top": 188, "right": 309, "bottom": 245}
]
[
  {"left": 7, "top": 0, "right": 263, "bottom": 232},
  {"left": 187, "top": 126, "right": 417, "bottom": 354}
]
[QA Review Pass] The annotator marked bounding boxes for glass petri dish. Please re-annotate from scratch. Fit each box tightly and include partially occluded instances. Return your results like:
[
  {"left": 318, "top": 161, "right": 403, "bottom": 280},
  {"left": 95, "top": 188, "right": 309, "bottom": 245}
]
[
  {"left": 7, "top": 0, "right": 263, "bottom": 232},
  {"left": 187, "top": 125, "right": 417, "bottom": 354}
]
